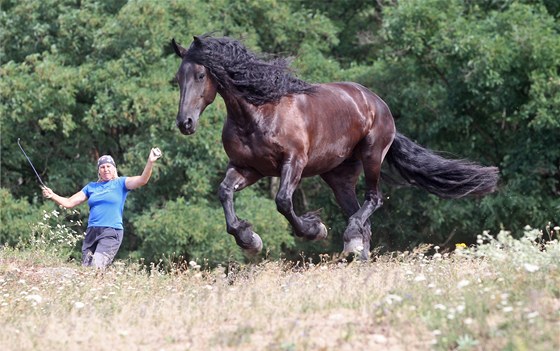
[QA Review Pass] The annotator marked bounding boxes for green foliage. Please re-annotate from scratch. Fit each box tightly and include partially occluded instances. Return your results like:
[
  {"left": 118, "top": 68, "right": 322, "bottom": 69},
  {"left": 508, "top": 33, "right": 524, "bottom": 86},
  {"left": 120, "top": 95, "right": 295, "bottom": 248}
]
[
  {"left": 1, "top": 0, "right": 558, "bottom": 264},
  {"left": 461, "top": 226, "right": 560, "bottom": 271},
  {"left": 0, "top": 188, "right": 82, "bottom": 259},
  {"left": 0, "top": 188, "right": 42, "bottom": 246},
  {"left": 132, "top": 189, "right": 294, "bottom": 266},
  {"left": 353, "top": 0, "right": 560, "bottom": 247},
  {"left": 28, "top": 207, "right": 83, "bottom": 259}
]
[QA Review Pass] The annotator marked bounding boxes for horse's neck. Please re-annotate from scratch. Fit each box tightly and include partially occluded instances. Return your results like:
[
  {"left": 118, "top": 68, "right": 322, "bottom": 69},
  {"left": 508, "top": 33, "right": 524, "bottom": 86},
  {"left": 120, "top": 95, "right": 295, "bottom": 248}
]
[{"left": 219, "top": 90, "right": 258, "bottom": 125}]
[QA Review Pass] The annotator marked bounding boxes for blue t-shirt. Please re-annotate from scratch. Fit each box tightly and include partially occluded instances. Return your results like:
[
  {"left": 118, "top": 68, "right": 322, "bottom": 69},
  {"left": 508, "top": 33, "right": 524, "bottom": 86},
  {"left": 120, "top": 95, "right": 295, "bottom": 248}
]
[{"left": 81, "top": 177, "right": 130, "bottom": 229}]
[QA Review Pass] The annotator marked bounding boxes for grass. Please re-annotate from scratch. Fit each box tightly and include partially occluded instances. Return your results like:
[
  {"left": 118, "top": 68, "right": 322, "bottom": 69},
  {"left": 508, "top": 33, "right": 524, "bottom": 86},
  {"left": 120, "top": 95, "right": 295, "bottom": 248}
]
[{"left": 0, "top": 226, "right": 559, "bottom": 351}]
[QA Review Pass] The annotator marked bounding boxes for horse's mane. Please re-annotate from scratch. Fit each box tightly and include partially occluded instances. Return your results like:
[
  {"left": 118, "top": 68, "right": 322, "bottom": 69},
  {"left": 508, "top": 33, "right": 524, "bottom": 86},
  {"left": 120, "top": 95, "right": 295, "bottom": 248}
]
[{"left": 184, "top": 35, "right": 316, "bottom": 106}]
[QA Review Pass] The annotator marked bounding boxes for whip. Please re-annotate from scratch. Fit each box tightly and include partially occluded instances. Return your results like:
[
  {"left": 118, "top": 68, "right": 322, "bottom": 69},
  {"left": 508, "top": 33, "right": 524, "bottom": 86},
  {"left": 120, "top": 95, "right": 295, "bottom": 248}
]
[{"left": 17, "top": 138, "right": 46, "bottom": 187}]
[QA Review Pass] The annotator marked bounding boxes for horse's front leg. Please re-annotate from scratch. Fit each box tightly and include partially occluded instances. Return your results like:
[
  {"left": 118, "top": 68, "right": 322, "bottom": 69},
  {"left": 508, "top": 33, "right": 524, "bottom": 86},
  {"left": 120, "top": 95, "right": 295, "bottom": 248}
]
[
  {"left": 275, "top": 158, "right": 328, "bottom": 241},
  {"left": 218, "top": 165, "right": 263, "bottom": 255}
]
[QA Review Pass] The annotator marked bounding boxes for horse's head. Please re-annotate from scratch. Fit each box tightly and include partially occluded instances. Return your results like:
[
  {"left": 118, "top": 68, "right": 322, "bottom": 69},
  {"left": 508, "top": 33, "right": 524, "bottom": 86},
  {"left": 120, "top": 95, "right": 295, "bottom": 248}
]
[{"left": 171, "top": 37, "right": 217, "bottom": 135}]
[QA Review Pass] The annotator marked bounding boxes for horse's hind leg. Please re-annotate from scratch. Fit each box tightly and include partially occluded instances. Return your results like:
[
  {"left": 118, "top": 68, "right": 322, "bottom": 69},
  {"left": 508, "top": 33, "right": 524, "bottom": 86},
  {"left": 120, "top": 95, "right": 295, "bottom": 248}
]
[
  {"left": 218, "top": 164, "right": 264, "bottom": 255},
  {"left": 321, "top": 159, "right": 372, "bottom": 260},
  {"left": 343, "top": 131, "right": 394, "bottom": 258}
]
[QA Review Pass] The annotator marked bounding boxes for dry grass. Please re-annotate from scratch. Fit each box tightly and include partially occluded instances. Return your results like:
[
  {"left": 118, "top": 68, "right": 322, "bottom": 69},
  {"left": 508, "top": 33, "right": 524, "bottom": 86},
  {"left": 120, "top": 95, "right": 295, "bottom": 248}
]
[{"left": 1, "top": 229, "right": 559, "bottom": 351}]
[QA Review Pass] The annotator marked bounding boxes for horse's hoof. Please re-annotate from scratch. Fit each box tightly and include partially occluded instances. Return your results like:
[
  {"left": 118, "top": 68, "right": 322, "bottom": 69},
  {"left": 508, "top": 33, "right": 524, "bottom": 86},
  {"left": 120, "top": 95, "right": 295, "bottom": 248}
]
[
  {"left": 343, "top": 238, "right": 364, "bottom": 255},
  {"left": 358, "top": 249, "right": 370, "bottom": 261},
  {"left": 312, "top": 223, "right": 328, "bottom": 241},
  {"left": 242, "top": 233, "right": 263, "bottom": 256}
]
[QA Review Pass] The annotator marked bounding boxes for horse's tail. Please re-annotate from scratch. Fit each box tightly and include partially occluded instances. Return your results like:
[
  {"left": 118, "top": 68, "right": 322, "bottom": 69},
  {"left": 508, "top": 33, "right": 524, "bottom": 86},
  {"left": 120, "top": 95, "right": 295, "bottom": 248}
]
[{"left": 385, "top": 133, "right": 499, "bottom": 198}]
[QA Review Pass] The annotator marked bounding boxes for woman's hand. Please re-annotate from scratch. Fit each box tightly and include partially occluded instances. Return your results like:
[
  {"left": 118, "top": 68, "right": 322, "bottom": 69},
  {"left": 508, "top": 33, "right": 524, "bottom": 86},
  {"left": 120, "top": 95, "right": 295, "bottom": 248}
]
[
  {"left": 149, "top": 147, "right": 162, "bottom": 162},
  {"left": 42, "top": 186, "right": 54, "bottom": 199},
  {"left": 125, "top": 147, "right": 162, "bottom": 190}
]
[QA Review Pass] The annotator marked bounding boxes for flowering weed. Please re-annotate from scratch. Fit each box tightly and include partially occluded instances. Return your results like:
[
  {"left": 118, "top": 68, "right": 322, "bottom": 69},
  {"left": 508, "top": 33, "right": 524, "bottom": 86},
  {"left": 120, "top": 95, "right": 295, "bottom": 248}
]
[{"left": 0, "top": 226, "right": 558, "bottom": 350}]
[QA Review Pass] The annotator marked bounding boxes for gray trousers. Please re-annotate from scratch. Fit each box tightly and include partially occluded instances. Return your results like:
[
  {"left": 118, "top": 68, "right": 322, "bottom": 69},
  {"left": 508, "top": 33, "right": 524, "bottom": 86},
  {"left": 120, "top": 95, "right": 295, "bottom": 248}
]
[{"left": 82, "top": 227, "right": 124, "bottom": 268}]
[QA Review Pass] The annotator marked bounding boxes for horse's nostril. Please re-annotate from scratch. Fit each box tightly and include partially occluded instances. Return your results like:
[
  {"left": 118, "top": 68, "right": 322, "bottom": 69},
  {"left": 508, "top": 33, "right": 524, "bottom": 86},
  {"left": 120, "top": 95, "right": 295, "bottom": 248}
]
[{"left": 177, "top": 117, "right": 195, "bottom": 135}]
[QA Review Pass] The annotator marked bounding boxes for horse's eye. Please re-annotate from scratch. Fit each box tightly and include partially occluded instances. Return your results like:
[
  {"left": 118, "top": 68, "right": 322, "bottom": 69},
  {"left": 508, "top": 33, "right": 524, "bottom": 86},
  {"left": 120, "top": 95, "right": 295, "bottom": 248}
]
[{"left": 197, "top": 73, "right": 205, "bottom": 80}]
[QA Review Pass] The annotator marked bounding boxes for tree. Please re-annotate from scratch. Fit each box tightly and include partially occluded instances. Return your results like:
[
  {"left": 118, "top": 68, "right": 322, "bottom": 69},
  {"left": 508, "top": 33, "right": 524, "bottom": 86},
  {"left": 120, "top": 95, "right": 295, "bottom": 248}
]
[
  {"left": 355, "top": 0, "right": 559, "bottom": 246},
  {"left": 0, "top": 0, "right": 338, "bottom": 263},
  {"left": 1, "top": 0, "right": 557, "bottom": 264}
]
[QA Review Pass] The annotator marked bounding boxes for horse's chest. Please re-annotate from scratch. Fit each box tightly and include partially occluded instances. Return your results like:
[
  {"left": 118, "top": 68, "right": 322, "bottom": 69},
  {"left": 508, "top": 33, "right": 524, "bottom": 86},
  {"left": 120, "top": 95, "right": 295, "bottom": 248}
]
[{"left": 223, "top": 131, "right": 281, "bottom": 175}]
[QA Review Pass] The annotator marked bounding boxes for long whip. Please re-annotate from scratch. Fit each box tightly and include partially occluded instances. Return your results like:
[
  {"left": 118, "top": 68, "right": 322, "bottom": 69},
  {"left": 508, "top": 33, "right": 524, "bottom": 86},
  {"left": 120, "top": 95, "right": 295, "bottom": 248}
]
[{"left": 17, "top": 138, "right": 46, "bottom": 187}]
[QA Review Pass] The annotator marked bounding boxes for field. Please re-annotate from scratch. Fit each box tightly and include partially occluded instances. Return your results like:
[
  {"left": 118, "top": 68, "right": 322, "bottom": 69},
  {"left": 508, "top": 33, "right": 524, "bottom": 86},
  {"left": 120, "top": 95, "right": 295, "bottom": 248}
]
[{"left": 0, "top": 228, "right": 559, "bottom": 351}]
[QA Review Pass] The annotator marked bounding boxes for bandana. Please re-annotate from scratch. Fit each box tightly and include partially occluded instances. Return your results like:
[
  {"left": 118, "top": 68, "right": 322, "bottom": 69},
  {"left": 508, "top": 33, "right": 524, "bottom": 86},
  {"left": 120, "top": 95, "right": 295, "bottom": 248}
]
[{"left": 97, "top": 155, "right": 116, "bottom": 169}]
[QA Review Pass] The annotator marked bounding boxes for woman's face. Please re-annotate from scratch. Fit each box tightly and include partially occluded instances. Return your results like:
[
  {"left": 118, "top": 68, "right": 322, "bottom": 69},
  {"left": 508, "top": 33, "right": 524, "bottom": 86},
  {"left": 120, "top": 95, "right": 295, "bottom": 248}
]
[{"left": 98, "top": 163, "right": 116, "bottom": 181}]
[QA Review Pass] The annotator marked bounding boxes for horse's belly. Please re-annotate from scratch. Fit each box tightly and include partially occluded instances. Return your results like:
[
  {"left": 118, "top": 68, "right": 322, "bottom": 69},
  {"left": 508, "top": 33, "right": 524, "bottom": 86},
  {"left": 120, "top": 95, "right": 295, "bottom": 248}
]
[
  {"left": 225, "top": 139, "right": 356, "bottom": 177},
  {"left": 302, "top": 154, "right": 350, "bottom": 177},
  {"left": 223, "top": 124, "right": 359, "bottom": 177}
]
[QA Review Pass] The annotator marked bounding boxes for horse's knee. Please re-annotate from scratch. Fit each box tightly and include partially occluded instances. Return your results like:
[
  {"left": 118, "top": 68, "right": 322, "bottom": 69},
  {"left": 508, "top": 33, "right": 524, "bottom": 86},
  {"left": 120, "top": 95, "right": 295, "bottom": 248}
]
[{"left": 218, "top": 183, "right": 232, "bottom": 203}]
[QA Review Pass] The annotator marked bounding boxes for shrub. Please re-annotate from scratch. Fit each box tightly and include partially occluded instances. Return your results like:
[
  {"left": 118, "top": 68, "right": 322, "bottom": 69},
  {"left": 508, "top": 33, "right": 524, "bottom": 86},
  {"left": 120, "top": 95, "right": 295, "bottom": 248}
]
[
  {"left": 132, "top": 189, "right": 295, "bottom": 266},
  {"left": 29, "top": 208, "right": 83, "bottom": 259},
  {"left": 0, "top": 188, "right": 42, "bottom": 246}
]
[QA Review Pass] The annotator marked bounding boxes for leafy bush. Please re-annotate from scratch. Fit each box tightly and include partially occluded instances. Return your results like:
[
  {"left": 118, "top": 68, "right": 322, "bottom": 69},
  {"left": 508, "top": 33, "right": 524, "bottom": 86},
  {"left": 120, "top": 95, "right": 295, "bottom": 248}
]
[
  {"left": 133, "top": 189, "right": 295, "bottom": 266},
  {"left": 29, "top": 208, "right": 83, "bottom": 259},
  {"left": 1, "top": 188, "right": 83, "bottom": 260},
  {"left": 460, "top": 226, "right": 560, "bottom": 272},
  {"left": 0, "top": 188, "right": 42, "bottom": 246}
]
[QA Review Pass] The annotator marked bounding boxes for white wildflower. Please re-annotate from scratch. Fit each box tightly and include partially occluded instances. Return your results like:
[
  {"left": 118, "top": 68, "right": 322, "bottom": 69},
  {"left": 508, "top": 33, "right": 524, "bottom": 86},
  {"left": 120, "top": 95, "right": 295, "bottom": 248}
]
[
  {"left": 189, "top": 260, "right": 201, "bottom": 270},
  {"left": 457, "top": 279, "right": 470, "bottom": 289},
  {"left": 385, "top": 294, "right": 403, "bottom": 305},
  {"left": 25, "top": 295, "right": 43, "bottom": 304},
  {"left": 526, "top": 311, "right": 539, "bottom": 319},
  {"left": 500, "top": 293, "right": 509, "bottom": 300},
  {"left": 523, "top": 263, "right": 539, "bottom": 273},
  {"left": 371, "top": 334, "right": 387, "bottom": 344}
]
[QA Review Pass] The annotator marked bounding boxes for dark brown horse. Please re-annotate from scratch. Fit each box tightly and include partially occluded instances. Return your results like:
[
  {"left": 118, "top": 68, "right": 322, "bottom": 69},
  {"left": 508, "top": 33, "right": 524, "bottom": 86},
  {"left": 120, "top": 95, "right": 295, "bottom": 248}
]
[{"left": 171, "top": 35, "right": 499, "bottom": 259}]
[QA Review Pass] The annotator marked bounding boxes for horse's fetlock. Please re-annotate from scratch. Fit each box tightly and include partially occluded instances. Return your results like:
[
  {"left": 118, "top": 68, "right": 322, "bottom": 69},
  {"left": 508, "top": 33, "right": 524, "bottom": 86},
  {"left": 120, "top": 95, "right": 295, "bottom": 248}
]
[{"left": 275, "top": 195, "right": 291, "bottom": 214}]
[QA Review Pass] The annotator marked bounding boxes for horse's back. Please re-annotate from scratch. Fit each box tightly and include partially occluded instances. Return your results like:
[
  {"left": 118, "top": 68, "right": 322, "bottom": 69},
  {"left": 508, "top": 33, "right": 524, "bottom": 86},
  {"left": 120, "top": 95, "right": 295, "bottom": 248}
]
[{"left": 287, "top": 82, "right": 395, "bottom": 175}]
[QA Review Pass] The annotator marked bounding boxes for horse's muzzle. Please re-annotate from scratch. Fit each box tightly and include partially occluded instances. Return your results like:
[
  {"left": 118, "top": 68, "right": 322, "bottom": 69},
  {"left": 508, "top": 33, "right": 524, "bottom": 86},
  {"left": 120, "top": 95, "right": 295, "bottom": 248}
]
[{"left": 177, "top": 117, "right": 196, "bottom": 135}]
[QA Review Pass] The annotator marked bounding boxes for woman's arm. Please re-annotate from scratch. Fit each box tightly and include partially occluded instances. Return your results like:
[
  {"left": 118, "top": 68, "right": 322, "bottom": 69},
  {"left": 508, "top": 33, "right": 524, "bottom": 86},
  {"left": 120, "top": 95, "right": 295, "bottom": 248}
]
[
  {"left": 125, "top": 147, "right": 162, "bottom": 190},
  {"left": 42, "top": 186, "right": 88, "bottom": 208}
]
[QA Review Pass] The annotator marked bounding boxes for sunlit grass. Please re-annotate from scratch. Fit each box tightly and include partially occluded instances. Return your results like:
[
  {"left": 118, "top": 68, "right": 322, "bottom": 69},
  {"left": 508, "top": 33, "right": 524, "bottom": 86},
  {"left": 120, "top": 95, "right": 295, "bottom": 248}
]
[{"left": 0, "top": 226, "right": 559, "bottom": 350}]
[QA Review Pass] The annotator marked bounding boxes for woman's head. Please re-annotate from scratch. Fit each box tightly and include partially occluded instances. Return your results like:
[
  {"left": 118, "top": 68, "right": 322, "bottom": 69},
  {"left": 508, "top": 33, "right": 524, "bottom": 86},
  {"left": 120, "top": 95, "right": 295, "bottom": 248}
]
[{"left": 97, "top": 155, "right": 118, "bottom": 181}]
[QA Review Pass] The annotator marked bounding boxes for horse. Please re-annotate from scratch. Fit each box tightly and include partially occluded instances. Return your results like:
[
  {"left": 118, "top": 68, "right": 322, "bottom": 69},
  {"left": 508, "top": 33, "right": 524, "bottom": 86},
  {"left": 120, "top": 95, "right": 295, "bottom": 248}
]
[{"left": 171, "top": 35, "right": 499, "bottom": 259}]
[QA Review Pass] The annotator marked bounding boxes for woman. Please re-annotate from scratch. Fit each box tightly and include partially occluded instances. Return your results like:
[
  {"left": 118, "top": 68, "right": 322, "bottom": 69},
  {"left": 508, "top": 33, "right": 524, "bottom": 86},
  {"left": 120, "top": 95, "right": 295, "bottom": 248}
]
[{"left": 41, "top": 147, "right": 162, "bottom": 268}]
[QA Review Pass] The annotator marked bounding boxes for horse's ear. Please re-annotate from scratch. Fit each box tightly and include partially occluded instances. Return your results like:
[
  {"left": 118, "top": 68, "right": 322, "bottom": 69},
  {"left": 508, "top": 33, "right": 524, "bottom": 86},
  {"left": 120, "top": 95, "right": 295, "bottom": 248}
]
[
  {"left": 171, "top": 38, "right": 187, "bottom": 58},
  {"left": 193, "top": 35, "right": 200, "bottom": 43}
]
